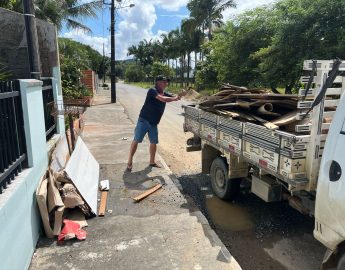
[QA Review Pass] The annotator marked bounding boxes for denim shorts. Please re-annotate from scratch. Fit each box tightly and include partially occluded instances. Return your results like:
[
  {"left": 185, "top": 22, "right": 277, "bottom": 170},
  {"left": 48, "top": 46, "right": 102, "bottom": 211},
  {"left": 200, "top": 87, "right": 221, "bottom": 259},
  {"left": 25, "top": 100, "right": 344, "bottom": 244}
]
[{"left": 134, "top": 117, "right": 159, "bottom": 144}]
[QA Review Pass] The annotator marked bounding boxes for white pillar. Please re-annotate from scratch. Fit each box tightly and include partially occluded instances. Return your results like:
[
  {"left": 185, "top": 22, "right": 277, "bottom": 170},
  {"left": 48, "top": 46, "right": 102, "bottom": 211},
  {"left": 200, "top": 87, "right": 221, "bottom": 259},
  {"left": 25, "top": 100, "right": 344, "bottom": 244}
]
[{"left": 19, "top": 79, "right": 48, "bottom": 167}]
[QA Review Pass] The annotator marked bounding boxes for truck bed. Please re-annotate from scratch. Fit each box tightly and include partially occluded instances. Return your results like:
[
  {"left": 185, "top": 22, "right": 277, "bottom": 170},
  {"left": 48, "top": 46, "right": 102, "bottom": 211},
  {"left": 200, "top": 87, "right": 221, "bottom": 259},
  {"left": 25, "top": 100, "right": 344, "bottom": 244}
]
[
  {"left": 184, "top": 105, "right": 310, "bottom": 190},
  {"left": 183, "top": 60, "right": 345, "bottom": 192}
]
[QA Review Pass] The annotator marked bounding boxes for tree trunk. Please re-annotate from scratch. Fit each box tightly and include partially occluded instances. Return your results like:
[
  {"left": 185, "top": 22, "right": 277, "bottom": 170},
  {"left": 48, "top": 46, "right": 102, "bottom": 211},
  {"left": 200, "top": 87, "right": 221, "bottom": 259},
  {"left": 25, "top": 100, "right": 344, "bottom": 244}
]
[
  {"left": 285, "top": 84, "right": 293, "bottom": 94},
  {"left": 187, "top": 52, "right": 191, "bottom": 87},
  {"left": 271, "top": 86, "right": 280, "bottom": 94},
  {"left": 175, "top": 58, "right": 178, "bottom": 87},
  {"left": 181, "top": 55, "right": 185, "bottom": 88}
]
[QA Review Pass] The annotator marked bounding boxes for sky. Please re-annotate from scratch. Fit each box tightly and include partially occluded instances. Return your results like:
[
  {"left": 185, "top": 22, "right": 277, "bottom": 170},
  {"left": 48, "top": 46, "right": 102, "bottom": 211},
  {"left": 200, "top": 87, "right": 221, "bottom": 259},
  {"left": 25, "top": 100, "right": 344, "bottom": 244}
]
[{"left": 61, "top": 0, "right": 276, "bottom": 60}]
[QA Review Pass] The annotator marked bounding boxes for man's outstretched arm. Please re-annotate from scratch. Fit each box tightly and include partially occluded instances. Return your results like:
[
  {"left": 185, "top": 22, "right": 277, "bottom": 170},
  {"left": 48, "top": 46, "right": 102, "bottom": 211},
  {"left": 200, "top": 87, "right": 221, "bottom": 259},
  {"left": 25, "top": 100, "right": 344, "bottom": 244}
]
[{"left": 155, "top": 94, "right": 180, "bottom": 103}]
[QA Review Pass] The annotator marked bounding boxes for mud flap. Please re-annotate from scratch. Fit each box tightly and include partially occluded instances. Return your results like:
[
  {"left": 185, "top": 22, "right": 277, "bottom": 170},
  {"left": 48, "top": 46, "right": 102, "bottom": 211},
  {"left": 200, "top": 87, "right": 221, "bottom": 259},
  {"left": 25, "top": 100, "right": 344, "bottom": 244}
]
[{"left": 321, "top": 248, "right": 337, "bottom": 270}]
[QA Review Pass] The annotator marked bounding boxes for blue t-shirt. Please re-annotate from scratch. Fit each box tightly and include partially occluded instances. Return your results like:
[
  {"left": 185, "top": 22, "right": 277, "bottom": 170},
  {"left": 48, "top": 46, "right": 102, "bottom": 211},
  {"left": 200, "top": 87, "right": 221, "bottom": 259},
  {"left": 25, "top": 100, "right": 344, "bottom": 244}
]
[{"left": 139, "top": 87, "right": 173, "bottom": 125}]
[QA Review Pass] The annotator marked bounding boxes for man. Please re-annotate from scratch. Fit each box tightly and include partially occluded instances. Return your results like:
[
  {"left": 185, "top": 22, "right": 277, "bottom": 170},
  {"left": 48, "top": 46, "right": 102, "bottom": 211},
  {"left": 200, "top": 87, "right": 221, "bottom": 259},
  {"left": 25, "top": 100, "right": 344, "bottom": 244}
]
[{"left": 126, "top": 75, "right": 180, "bottom": 171}]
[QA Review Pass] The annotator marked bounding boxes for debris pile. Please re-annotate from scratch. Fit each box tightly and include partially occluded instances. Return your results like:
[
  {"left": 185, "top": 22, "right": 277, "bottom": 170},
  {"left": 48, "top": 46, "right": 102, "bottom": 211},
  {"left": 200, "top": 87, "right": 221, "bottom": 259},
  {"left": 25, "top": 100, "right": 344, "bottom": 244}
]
[
  {"left": 196, "top": 84, "right": 308, "bottom": 131},
  {"left": 36, "top": 136, "right": 99, "bottom": 242}
]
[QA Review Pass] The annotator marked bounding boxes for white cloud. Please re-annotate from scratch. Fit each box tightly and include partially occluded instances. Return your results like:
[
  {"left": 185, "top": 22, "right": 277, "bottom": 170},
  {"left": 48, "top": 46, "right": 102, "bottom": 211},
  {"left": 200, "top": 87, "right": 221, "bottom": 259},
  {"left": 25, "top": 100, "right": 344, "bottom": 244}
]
[
  {"left": 224, "top": 0, "right": 277, "bottom": 20},
  {"left": 115, "top": 2, "right": 156, "bottom": 59},
  {"left": 63, "top": 29, "right": 109, "bottom": 55},
  {"left": 144, "top": 0, "right": 189, "bottom": 11},
  {"left": 63, "top": 0, "right": 277, "bottom": 61}
]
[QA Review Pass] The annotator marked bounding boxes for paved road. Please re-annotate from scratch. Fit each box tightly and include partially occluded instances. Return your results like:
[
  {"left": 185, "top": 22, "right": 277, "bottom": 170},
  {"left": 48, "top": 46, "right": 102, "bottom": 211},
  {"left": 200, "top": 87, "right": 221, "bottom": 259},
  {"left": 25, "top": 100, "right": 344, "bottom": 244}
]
[
  {"left": 117, "top": 82, "right": 201, "bottom": 175},
  {"left": 116, "top": 83, "right": 326, "bottom": 270}
]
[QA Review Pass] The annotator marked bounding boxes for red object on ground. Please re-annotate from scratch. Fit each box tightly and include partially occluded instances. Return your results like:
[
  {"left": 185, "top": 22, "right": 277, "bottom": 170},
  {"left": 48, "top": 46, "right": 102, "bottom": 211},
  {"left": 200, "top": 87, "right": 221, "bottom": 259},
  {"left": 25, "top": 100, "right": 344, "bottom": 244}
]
[{"left": 58, "top": 219, "right": 87, "bottom": 241}]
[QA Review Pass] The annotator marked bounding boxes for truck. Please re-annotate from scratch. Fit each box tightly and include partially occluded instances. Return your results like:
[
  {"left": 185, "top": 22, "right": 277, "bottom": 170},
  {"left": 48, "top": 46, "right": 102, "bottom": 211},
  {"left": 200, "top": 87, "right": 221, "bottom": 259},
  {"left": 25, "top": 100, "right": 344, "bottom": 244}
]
[{"left": 183, "top": 59, "right": 345, "bottom": 269}]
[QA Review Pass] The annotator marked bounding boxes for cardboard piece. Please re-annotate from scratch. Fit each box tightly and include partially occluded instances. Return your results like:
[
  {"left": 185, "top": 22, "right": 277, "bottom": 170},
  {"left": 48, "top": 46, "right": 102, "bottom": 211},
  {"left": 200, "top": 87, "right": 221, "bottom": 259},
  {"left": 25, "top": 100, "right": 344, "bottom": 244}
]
[
  {"left": 36, "top": 176, "right": 65, "bottom": 238},
  {"left": 50, "top": 134, "right": 70, "bottom": 173},
  {"left": 53, "top": 206, "right": 64, "bottom": 235},
  {"left": 61, "top": 183, "right": 84, "bottom": 208},
  {"left": 64, "top": 138, "right": 99, "bottom": 215},
  {"left": 47, "top": 171, "right": 64, "bottom": 213},
  {"left": 36, "top": 178, "right": 54, "bottom": 238}
]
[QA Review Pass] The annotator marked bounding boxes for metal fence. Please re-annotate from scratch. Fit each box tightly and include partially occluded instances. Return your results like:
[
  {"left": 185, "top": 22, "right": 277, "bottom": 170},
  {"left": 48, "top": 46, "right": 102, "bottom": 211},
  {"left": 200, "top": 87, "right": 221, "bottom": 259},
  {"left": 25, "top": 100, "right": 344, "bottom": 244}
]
[
  {"left": 0, "top": 80, "right": 27, "bottom": 193},
  {"left": 41, "top": 78, "right": 56, "bottom": 140}
]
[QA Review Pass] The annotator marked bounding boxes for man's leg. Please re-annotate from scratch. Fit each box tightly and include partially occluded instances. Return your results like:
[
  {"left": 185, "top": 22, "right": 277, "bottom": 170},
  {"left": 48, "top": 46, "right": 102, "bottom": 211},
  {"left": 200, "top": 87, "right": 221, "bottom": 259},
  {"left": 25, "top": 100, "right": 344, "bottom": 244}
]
[
  {"left": 149, "top": 143, "right": 156, "bottom": 165},
  {"left": 127, "top": 118, "right": 147, "bottom": 171},
  {"left": 127, "top": 140, "right": 138, "bottom": 168},
  {"left": 148, "top": 124, "right": 160, "bottom": 167}
]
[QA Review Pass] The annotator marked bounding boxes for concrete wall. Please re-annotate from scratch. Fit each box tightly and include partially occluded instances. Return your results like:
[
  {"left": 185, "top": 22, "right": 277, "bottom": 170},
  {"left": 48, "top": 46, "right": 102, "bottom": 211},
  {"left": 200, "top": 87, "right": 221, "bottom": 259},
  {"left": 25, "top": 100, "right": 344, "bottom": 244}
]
[
  {"left": 0, "top": 8, "right": 59, "bottom": 80},
  {"left": 0, "top": 79, "right": 64, "bottom": 270}
]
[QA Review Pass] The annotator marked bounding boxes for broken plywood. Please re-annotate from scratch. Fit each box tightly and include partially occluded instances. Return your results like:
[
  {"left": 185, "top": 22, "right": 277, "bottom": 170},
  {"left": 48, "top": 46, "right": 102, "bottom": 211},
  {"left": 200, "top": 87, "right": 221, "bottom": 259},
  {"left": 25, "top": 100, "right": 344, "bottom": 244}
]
[{"left": 64, "top": 137, "right": 99, "bottom": 215}]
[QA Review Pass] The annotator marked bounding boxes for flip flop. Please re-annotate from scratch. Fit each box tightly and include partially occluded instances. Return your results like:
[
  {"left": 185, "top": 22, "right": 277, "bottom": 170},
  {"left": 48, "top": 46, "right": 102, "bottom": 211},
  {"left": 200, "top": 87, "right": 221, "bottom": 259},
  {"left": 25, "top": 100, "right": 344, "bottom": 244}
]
[
  {"left": 149, "top": 163, "right": 161, "bottom": 168},
  {"left": 126, "top": 163, "right": 132, "bottom": 172}
]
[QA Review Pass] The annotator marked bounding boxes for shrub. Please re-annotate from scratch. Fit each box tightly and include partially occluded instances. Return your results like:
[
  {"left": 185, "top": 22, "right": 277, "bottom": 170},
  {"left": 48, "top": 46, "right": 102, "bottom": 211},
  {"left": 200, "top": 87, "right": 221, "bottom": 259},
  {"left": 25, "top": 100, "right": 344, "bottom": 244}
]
[
  {"left": 195, "top": 61, "right": 218, "bottom": 90},
  {"left": 125, "top": 65, "right": 145, "bottom": 82}
]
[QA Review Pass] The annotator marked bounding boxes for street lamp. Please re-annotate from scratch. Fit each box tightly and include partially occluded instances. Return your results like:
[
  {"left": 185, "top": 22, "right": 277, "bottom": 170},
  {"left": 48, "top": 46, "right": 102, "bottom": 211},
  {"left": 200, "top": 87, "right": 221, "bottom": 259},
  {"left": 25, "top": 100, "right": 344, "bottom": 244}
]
[{"left": 104, "top": 0, "right": 134, "bottom": 103}]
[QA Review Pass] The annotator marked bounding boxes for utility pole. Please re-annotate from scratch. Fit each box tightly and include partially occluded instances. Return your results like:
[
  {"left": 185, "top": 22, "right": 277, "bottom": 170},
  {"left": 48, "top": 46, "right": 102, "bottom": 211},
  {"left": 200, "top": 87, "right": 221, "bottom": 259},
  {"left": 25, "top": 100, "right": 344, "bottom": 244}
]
[
  {"left": 23, "top": 0, "right": 41, "bottom": 79},
  {"left": 110, "top": 0, "right": 116, "bottom": 103}
]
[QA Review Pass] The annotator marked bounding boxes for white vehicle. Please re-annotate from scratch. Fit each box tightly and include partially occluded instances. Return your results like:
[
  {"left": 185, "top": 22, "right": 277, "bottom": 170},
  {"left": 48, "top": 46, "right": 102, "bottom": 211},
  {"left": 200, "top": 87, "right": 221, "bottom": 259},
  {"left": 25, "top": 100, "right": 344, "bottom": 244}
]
[{"left": 183, "top": 60, "right": 345, "bottom": 269}]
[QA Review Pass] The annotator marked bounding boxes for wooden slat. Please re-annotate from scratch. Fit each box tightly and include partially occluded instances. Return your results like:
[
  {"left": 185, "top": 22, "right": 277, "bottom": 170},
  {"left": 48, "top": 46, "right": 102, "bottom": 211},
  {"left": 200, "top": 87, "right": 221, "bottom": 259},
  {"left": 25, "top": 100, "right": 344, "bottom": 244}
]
[
  {"left": 98, "top": 191, "right": 108, "bottom": 216},
  {"left": 133, "top": 184, "right": 162, "bottom": 203}
]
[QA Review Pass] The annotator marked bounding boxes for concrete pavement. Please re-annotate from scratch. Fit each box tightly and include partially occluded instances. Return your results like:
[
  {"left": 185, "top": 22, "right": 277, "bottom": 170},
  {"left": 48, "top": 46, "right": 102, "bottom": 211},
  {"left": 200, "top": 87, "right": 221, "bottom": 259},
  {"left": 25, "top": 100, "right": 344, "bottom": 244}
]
[{"left": 29, "top": 90, "right": 241, "bottom": 270}]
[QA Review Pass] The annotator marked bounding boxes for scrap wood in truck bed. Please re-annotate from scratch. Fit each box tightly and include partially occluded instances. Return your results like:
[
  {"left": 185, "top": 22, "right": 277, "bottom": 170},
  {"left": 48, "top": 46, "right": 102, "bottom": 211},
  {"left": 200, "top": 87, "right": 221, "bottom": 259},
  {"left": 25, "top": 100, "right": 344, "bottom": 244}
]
[{"left": 197, "top": 84, "right": 308, "bottom": 131}]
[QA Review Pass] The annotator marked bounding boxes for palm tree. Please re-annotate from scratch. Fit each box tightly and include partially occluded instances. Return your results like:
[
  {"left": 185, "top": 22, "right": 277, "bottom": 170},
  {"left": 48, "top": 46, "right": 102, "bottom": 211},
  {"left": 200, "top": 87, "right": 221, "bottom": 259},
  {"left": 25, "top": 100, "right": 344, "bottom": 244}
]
[
  {"left": 182, "top": 18, "right": 203, "bottom": 80},
  {"left": 161, "top": 32, "right": 174, "bottom": 68},
  {"left": 127, "top": 45, "right": 139, "bottom": 64},
  {"left": 187, "top": 0, "right": 236, "bottom": 40},
  {"left": 0, "top": 0, "right": 102, "bottom": 33}
]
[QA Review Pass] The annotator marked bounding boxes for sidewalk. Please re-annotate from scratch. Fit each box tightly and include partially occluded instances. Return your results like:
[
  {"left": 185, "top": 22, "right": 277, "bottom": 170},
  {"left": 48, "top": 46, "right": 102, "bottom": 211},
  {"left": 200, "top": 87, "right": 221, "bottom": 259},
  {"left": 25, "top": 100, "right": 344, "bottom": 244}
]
[{"left": 30, "top": 91, "right": 241, "bottom": 270}]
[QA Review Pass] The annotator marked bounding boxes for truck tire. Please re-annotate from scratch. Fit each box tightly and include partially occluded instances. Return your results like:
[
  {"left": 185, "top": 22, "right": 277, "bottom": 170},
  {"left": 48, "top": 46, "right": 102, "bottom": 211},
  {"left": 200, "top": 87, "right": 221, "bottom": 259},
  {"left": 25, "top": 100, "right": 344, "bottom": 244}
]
[{"left": 210, "top": 157, "right": 240, "bottom": 201}]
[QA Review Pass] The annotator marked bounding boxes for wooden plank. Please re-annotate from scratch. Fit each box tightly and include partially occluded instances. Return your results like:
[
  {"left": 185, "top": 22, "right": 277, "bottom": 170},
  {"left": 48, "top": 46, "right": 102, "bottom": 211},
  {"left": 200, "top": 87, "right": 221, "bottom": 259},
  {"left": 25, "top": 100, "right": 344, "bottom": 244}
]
[
  {"left": 246, "top": 114, "right": 278, "bottom": 130},
  {"left": 98, "top": 191, "right": 108, "bottom": 216},
  {"left": 227, "top": 93, "right": 299, "bottom": 100},
  {"left": 133, "top": 184, "right": 162, "bottom": 203},
  {"left": 271, "top": 110, "right": 299, "bottom": 126}
]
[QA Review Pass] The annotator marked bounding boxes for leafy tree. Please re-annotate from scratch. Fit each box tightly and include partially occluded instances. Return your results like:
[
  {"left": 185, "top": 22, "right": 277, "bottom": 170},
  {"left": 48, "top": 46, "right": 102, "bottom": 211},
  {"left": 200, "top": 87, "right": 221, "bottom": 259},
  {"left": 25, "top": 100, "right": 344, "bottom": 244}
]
[
  {"left": 151, "top": 62, "right": 175, "bottom": 80},
  {"left": 254, "top": 0, "right": 345, "bottom": 93},
  {"left": 0, "top": 0, "right": 102, "bottom": 33},
  {"left": 0, "top": 0, "right": 19, "bottom": 10},
  {"left": 125, "top": 64, "right": 145, "bottom": 82},
  {"left": 58, "top": 38, "right": 106, "bottom": 98},
  {"left": 60, "top": 56, "right": 90, "bottom": 98},
  {"left": 187, "top": 0, "right": 236, "bottom": 40},
  {"left": 205, "top": 7, "right": 276, "bottom": 87},
  {"left": 195, "top": 61, "right": 218, "bottom": 90}
]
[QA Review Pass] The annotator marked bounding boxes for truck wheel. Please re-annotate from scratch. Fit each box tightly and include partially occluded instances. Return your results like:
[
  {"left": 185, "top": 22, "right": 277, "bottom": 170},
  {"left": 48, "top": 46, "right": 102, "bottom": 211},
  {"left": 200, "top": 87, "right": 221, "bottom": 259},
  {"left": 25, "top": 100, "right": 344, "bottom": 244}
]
[{"left": 210, "top": 157, "right": 240, "bottom": 201}]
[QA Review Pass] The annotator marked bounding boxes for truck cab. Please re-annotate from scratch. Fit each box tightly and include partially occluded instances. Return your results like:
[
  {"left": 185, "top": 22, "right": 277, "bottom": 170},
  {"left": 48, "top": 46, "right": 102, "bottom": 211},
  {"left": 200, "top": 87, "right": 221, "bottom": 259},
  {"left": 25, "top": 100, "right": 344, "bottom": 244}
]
[{"left": 314, "top": 90, "right": 345, "bottom": 269}]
